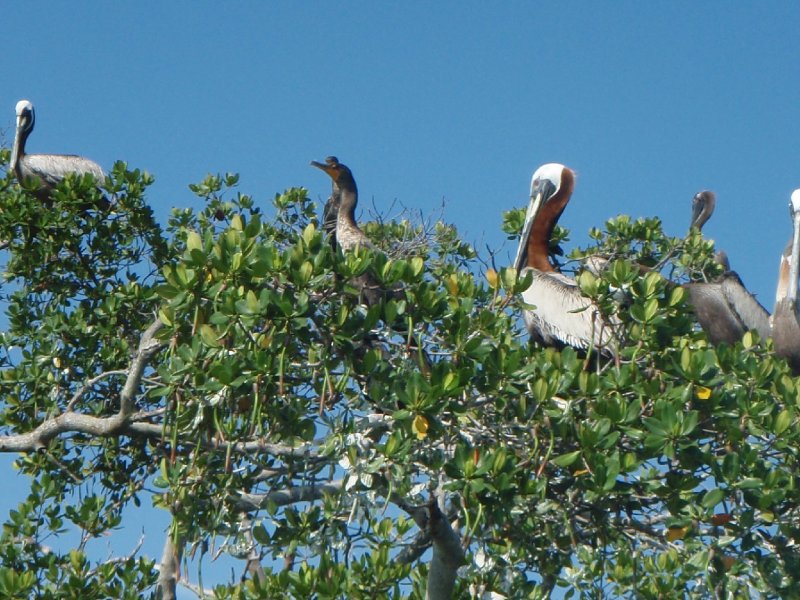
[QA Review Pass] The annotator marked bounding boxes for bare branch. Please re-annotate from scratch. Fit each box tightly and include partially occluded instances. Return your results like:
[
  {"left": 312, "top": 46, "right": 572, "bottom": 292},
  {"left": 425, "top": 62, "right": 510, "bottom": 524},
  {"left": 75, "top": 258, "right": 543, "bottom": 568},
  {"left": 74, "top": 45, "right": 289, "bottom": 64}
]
[
  {"left": 86, "top": 533, "right": 145, "bottom": 579},
  {"left": 65, "top": 370, "right": 128, "bottom": 412},
  {"left": 235, "top": 480, "right": 344, "bottom": 511},
  {"left": 120, "top": 319, "right": 164, "bottom": 415},
  {"left": 238, "top": 514, "right": 266, "bottom": 584},
  {"left": 178, "top": 579, "right": 217, "bottom": 599},
  {"left": 123, "top": 421, "right": 324, "bottom": 459},
  {"left": 389, "top": 482, "right": 465, "bottom": 600},
  {"left": 424, "top": 495, "right": 465, "bottom": 600},
  {"left": 156, "top": 529, "right": 181, "bottom": 600},
  {"left": 0, "top": 319, "right": 164, "bottom": 452}
]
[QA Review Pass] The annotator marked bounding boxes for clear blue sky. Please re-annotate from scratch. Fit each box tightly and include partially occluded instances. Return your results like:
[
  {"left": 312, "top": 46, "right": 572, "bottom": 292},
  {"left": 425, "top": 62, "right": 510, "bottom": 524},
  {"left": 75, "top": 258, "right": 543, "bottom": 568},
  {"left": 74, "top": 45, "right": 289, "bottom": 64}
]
[{"left": 3, "top": 1, "right": 800, "bottom": 591}]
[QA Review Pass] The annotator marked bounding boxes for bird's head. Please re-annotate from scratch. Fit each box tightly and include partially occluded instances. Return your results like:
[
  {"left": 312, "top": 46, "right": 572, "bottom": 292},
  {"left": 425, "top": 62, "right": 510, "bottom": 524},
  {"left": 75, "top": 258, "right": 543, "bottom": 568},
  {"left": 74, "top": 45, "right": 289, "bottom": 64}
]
[
  {"left": 791, "top": 189, "right": 800, "bottom": 218},
  {"left": 513, "top": 163, "right": 572, "bottom": 272},
  {"left": 310, "top": 156, "right": 356, "bottom": 190},
  {"left": 690, "top": 190, "right": 716, "bottom": 231},
  {"left": 15, "top": 99, "right": 35, "bottom": 134}
]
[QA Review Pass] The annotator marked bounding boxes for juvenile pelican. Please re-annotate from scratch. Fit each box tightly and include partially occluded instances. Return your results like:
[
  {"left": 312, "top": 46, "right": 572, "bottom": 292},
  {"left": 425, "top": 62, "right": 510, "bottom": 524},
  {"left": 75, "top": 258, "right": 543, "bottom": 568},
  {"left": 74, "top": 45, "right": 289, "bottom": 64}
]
[
  {"left": 10, "top": 99, "right": 108, "bottom": 207},
  {"left": 772, "top": 190, "right": 800, "bottom": 373},
  {"left": 514, "top": 163, "right": 616, "bottom": 353},
  {"left": 684, "top": 190, "right": 771, "bottom": 344}
]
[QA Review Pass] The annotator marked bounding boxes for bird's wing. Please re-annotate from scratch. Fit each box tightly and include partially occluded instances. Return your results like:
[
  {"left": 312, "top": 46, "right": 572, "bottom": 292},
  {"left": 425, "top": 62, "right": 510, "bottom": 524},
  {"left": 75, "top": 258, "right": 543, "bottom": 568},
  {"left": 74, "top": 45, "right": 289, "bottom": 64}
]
[
  {"left": 322, "top": 194, "right": 340, "bottom": 237},
  {"left": 685, "top": 282, "right": 744, "bottom": 344},
  {"left": 520, "top": 269, "right": 615, "bottom": 351},
  {"left": 22, "top": 154, "right": 105, "bottom": 187},
  {"left": 720, "top": 273, "right": 772, "bottom": 339}
]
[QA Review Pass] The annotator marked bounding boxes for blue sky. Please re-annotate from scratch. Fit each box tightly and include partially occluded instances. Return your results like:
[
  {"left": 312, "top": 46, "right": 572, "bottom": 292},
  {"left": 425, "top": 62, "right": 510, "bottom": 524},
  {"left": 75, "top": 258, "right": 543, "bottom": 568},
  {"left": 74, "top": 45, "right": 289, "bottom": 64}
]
[{"left": 3, "top": 1, "right": 800, "bottom": 591}]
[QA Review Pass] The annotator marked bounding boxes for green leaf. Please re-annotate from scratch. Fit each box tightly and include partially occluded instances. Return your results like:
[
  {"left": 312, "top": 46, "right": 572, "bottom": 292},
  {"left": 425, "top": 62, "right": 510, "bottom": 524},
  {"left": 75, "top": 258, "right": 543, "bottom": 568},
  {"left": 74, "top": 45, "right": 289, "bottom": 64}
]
[
  {"left": 551, "top": 451, "right": 581, "bottom": 468},
  {"left": 199, "top": 324, "right": 222, "bottom": 348},
  {"left": 186, "top": 230, "right": 203, "bottom": 252},
  {"left": 701, "top": 488, "right": 725, "bottom": 509},
  {"left": 774, "top": 409, "right": 792, "bottom": 436}
]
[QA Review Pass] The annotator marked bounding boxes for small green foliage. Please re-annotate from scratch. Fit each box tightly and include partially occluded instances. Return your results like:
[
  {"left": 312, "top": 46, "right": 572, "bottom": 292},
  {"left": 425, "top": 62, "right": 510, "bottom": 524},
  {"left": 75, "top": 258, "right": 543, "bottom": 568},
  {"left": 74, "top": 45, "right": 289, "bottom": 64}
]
[{"left": 0, "top": 157, "right": 799, "bottom": 598}]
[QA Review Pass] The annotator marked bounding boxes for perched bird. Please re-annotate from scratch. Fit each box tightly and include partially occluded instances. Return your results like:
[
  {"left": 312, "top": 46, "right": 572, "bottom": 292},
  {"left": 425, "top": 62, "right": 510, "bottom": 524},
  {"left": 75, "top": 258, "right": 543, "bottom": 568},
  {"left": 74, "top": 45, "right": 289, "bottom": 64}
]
[
  {"left": 513, "top": 163, "right": 617, "bottom": 354},
  {"left": 311, "top": 157, "right": 401, "bottom": 306},
  {"left": 311, "top": 157, "right": 373, "bottom": 252},
  {"left": 10, "top": 99, "right": 109, "bottom": 208},
  {"left": 772, "top": 190, "right": 800, "bottom": 373},
  {"left": 683, "top": 190, "right": 771, "bottom": 344}
]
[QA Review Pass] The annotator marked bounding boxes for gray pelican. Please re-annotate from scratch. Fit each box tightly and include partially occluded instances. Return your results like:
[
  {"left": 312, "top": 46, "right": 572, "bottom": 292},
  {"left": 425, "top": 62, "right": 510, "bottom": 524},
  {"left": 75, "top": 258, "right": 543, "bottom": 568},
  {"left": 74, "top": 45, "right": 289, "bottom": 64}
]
[
  {"left": 10, "top": 99, "right": 108, "bottom": 207},
  {"left": 310, "top": 157, "right": 401, "bottom": 305},
  {"left": 513, "top": 163, "right": 616, "bottom": 354},
  {"left": 683, "top": 190, "right": 771, "bottom": 344},
  {"left": 772, "top": 190, "right": 800, "bottom": 372}
]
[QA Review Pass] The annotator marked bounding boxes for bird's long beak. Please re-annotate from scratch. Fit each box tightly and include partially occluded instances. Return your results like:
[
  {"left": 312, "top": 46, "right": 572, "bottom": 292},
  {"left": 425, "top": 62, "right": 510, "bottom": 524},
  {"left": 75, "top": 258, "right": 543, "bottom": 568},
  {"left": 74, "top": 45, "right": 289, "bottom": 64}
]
[
  {"left": 690, "top": 197, "right": 705, "bottom": 231},
  {"left": 9, "top": 116, "right": 24, "bottom": 171},
  {"left": 310, "top": 160, "right": 336, "bottom": 179},
  {"left": 513, "top": 178, "right": 555, "bottom": 273},
  {"left": 788, "top": 190, "right": 800, "bottom": 303}
]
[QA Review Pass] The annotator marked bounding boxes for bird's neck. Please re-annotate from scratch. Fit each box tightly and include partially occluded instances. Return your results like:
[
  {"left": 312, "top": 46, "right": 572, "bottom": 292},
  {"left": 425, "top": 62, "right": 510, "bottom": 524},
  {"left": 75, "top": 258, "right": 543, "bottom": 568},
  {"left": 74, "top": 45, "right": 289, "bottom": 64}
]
[
  {"left": 526, "top": 199, "right": 569, "bottom": 273},
  {"left": 10, "top": 127, "right": 28, "bottom": 180},
  {"left": 337, "top": 188, "right": 359, "bottom": 228}
]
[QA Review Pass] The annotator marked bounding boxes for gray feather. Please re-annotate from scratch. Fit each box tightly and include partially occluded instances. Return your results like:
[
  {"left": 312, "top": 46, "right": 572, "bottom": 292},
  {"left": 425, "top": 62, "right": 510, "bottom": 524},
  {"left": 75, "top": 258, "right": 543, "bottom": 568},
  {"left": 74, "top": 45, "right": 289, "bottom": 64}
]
[
  {"left": 685, "top": 272, "right": 771, "bottom": 344},
  {"left": 19, "top": 154, "right": 105, "bottom": 189}
]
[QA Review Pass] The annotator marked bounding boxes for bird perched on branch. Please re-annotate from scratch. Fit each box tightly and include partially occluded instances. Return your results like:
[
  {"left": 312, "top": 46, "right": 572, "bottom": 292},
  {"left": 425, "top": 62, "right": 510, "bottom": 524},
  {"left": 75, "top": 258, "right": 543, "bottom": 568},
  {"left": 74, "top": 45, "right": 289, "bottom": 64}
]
[
  {"left": 684, "top": 190, "right": 770, "bottom": 345},
  {"left": 10, "top": 99, "right": 110, "bottom": 209},
  {"left": 311, "top": 156, "right": 402, "bottom": 306},
  {"left": 513, "top": 163, "right": 617, "bottom": 355}
]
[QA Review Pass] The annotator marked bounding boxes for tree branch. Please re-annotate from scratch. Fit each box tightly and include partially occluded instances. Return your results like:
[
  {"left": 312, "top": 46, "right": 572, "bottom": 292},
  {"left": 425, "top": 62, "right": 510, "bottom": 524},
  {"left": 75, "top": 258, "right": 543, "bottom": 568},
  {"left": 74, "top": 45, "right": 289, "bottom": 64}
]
[
  {"left": 0, "top": 319, "right": 164, "bottom": 452},
  {"left": 156, "top": 528, "right": 181, "bottom": 600},
  {"left": 423, "top": 495, "right": 465, "bottom": 600},
  {"left": 120, "top": 319, "right": 164, "bottom": 415},
  {"left": 65, "top": 370, "right": 128, "bottom": 411},
  {"left": 235, "top": 480, "right": 344, "bottom": 511},
  {"left": 391, "top": 484, "right": 465, "bottom": 600}
]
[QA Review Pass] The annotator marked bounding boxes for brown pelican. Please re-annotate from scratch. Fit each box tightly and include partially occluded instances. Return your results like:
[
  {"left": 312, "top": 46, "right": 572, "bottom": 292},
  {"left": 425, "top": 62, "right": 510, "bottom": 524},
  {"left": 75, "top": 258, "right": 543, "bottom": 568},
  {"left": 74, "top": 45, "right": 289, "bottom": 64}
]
[
  {"left": 513, "top": 163, "right": 616, "bottom": 353},
  {"left": 683, "top": 190, "right": 771, "bottom": 344},
  {"left": 310, "top": 157, "right": 401, "bottom": 305},
  {"left": 772, "top": 190, "right": 800, "bottom": 372},
  {"left": 10, "top": 99, "right": 108, "bottom": 207}
]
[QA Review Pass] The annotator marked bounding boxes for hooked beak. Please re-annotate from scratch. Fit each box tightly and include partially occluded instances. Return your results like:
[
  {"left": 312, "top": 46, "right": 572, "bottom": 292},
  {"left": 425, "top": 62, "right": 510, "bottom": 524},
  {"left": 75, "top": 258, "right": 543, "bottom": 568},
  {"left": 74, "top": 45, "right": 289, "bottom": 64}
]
[
  {"left": 513, "top": 177, "right": 556, "bottom": 272},
  {"left": 310, "top": 160, "right": 337, "bottom": 179},
  {"left": 690, "top": 197, "right": 704, "bottom": 231}
]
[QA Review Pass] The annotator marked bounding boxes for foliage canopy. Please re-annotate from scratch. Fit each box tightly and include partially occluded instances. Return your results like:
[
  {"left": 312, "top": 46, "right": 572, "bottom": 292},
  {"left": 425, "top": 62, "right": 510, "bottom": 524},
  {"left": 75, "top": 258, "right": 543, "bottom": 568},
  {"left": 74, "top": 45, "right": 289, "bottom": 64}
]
[{"left": 0, "top": 152, "right": 799, "bottom": 599}]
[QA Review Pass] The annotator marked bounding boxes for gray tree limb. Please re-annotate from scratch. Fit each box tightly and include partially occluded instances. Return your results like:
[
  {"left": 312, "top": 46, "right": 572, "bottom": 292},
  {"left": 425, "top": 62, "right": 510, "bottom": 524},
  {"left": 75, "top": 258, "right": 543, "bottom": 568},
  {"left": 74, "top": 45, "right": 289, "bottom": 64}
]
[
  {"left": 156, "top": 529, "right": 181, "bottom": 600},
  {"left": 0, "top": 319, "right": 163, "bottom": 452},
  {"left": 235, "top": 480, "right": 344, "bottom": 511},
  {"left": 423, "top": 497, "right": 465, "bottom": 600}
]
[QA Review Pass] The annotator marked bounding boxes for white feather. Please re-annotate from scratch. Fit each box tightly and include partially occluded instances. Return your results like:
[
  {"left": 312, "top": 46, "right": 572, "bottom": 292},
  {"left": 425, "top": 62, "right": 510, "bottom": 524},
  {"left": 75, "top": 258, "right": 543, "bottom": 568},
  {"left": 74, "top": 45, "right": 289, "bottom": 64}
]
[
  {"left": 792, "top": 189, "right": 800, "bottom": 214},
  {"left": 519, "top": 268, "right": 616, "bottom": 352}
]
